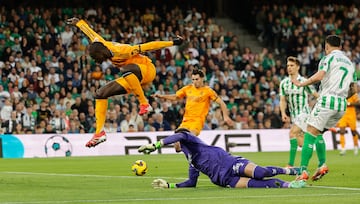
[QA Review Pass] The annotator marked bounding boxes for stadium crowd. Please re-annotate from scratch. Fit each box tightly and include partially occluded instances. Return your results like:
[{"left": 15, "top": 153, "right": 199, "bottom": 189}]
[{"left": 0, "top": 2, "right": 359, "bottom": 134}]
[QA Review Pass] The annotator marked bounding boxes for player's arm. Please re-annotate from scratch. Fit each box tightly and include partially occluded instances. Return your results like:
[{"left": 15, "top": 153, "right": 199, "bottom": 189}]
[
  {"left": 279, "top": 95, "right": 288, "bottom": 122},
  {"left": 174, "top": 165, "right": 199, "bottom": 187},
  {"left": 152, "top": 93, "right": 179, "bottom": 101},
  {"left": 130, "top": 36, "right": 184, "bottom": 56},
  {"left": 279, "top": 81, "right": 289, "bottom": 122},
  {"left": 138, "top": 132, "right": 189, "bottom": 153},
  {"left": 304, "top": 83, "right": 319, "bottom": 99},
  {"left": 347, "top": 99, "right": 360, "bottom": 107},
  {"left": 348, "top": 83, "right": 360, "bottom": 106},
  {"left": 292, "top": 70, "right": 326, "bottom": 87},
  {"left": 214, "top": 97, "right": 233, "bottom": 126},
  {"left": 312, "top": 92, "right": 319, "bottom": 99},
  {"left": 67, "top": 18, "right": 106, "bottom": 44},
  {"left": 152, "top": 165, "right": 199, "bottom": 188}
]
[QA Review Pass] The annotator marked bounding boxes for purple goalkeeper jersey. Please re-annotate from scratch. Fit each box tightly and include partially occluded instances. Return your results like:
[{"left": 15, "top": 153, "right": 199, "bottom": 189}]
[{"left": 162, "top": 132, "right": 246, "bottom": 187}]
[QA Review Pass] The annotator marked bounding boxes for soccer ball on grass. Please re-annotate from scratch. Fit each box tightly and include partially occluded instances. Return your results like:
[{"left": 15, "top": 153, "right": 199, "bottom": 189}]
[{"left": 131, "top": 160, "right": 148, "bottom": 176}]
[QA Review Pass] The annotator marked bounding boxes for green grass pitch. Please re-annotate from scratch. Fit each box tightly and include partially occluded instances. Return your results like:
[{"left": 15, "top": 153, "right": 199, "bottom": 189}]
[{"left": 0, "top": 150, "right": 360, "bottom": 204}]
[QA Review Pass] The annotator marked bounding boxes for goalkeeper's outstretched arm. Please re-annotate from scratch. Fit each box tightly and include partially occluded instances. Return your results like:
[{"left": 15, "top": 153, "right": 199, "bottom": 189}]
[
  {"left": 151, "top": 164, "right": 200, "bottom": 188},
  {"left": 151, "top": 163, "right": 199, "bottom": 189},
  {"left": 138, "top": 132, "right": 189, "bottom": 154},
  {"left": 138, "top": 141, "right": 162, "bottom": 153},
  {"left": 175, "top": 165, "right": 199, "bottom": 187}
]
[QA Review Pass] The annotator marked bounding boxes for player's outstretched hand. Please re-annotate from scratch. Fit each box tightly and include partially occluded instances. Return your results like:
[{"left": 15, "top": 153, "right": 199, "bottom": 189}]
[
  {"left": 66, "top": 17, "right": 80, "bottom": 25},
  {"left": 151, "top": 93, "right": 160, "bottom": 98},
  {"left": 173, "top": 35, "right": 184, "bottom": 46},
  {"left": 152, "top": 179, "right": 169, "bottom": 189},
  {"left": 291, "top": 78, "right": 303, "bottom": 87},
  {"left": 138, "top": 143, "right": 156, "bottom": 154},
  {"left": 224, "top": 116, "right": 234, "bottom": 127}
]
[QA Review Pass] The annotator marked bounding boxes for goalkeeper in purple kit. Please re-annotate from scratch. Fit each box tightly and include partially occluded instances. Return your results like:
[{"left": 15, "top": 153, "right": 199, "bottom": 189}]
[{"left": 138, "top": 129, "right": 306, "bottom": 189}]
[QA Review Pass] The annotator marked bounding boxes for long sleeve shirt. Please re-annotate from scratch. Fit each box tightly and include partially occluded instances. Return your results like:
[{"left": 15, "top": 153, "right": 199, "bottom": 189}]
[
  {"left": 75, "top": 20, "right": 174, "bottom": 67},
  {"left": 162, "top": 132, "right": 240, "bottom": 187}
]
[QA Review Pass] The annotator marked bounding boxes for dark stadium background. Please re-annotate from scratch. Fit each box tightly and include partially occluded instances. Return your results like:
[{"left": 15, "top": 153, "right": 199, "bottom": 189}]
[{"left": 2, "top": 0, "right": 359, "bottom": 32}]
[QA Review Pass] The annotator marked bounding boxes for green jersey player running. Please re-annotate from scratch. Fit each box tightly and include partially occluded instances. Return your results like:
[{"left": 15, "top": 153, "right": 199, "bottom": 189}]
[
  {"left": 279, "top": 56, "right": 319, "bottom": 168},
  {"left": 292, "top": 35, "right": 356, "bottom": 181}
]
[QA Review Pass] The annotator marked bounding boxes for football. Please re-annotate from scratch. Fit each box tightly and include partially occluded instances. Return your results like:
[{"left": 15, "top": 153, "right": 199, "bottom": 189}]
[
  {"left": 44, "top": 135, "right": 73, "bottom": 157},
  {"left": 131, "top": 160, "right": 148, "bottom": 176}
]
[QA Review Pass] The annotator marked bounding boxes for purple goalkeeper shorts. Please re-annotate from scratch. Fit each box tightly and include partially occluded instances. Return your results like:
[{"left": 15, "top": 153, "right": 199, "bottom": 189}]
[{"left": 227, "top": 157, "right": 251, "bottom": 187}]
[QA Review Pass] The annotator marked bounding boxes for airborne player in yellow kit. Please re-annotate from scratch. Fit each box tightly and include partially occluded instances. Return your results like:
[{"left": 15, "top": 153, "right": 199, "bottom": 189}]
[{"left": 67, "top": 17, "right": 183, "bottom": 147}]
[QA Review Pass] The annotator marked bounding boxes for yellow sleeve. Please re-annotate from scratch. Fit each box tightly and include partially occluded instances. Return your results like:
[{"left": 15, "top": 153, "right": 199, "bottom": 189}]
[
  {"left": 137, "top": 41, "right": 174, "bottom": 53},
  {"left": 110, "top": 41, "right": 174, "bottom": 59},
  {"left": 75, "top": 20, "right": 105, "bottom": 43}
]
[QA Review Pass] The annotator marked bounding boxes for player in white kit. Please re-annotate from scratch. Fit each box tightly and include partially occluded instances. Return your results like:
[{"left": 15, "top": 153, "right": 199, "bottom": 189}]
[
  {"left": 279, "top": 56, "right": 318, "bottom": 168},
  {"left": 291, "top": 35, "right": 356, "bottom": 181}
]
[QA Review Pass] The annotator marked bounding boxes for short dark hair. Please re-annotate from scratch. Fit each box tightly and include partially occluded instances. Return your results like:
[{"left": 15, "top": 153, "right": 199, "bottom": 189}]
[
  {"left": 325, "top": 35, "right": 341, "bottom": 47},
  {"left": 88, "top": 42, "right": 113, "bottom": 63},
  {"left": 287, "top": 56, "right": 300, "bottom": 66},
  {"left": 192, "top": 68, "right": 204, "bottom": 78}
]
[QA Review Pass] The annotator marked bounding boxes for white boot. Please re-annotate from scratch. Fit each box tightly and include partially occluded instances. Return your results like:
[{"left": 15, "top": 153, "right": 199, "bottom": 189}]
[{"left": 340, "top": 148, "right": 346, "bottom": 156}]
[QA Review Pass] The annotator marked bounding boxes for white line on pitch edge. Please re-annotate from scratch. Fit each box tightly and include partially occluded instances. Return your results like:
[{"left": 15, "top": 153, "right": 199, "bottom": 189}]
[
  {"left": 1, "top": 193, "right": 360, "bottom": 204},
  {"left": 2, "top": 171, "right": 360, "bottom": 191}
]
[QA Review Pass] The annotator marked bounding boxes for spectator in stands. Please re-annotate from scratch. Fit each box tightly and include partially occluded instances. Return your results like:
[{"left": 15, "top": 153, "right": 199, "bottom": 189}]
[
  {"left": 153, "top": 113, "right": 171, "bottom": 131},
  {"left": 1, "top": 2, "right": 358, "bottom": 136}
]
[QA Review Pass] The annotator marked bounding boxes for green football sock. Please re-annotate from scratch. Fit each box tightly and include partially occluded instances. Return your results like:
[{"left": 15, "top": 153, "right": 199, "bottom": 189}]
[
  {"left": 288, "top": 138, "right": 298, "bottom": 166},
  {"left": 315, "top": 135, "right": 326, "bottom": 167},
  {"left": 300, "top": 132, "right": 317, "bottom": 171}
]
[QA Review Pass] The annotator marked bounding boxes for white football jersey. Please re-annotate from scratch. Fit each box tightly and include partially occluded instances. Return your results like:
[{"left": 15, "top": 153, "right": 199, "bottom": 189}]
[
  {"left": 317, "top": 50, "right": 356, "bottom": 111},
  {"left": 280, "top": 75, "right": 316, "bottom": 118}
]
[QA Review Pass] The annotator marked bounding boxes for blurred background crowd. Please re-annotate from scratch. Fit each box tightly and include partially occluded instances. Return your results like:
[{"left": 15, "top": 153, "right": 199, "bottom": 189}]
[{"left": 0, "top": 0, "right": 360, "bottom": 134}]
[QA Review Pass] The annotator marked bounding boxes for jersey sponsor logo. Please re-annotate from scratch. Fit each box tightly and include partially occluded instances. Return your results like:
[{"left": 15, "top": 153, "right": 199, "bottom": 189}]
[
  {"left": 188, "top": 95, "right": 206, "bottom": 102},
  {"left": 232, "top": 162, "right": 244, "bottom": 174},
  {"left": 286, "top": 89, "right": 302, "bottom": 95}
]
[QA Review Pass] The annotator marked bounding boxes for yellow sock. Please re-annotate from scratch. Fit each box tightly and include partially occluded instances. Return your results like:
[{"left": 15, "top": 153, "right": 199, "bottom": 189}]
[
  {"left": 123, "top": 74, "right": 147, "bottom": 105},
  {"left": 95, "top": 99, "right": 108, "bottom": 134},
  {"left": 353, "top": 134, "right": 359, "bottom": 147},
  {"left": 340, "top": 134, "right": 345, "bottom": 149}
]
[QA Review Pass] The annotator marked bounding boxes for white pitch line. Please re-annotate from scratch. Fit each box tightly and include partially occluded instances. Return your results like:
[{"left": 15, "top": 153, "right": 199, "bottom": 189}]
[
  {"left": 0, "top": 171, "right": 196, "bottom": 181},
  {"left": 309, "top": 185, "right": 360, "bottom": 191},
  {"left": 2, "top": 171, "right": 360, "bottom": 192},
  {"left": 1, "top": 193, "right": 360, "bottom": 204}
]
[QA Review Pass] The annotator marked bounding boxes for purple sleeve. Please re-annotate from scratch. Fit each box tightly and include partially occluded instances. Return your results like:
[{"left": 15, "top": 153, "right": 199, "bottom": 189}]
[
  {"left": 176, "top": 165, "right": 199, "bottom": 188},
  {"left": 162, "top": 132, "right": 188, "bottom": 145}
]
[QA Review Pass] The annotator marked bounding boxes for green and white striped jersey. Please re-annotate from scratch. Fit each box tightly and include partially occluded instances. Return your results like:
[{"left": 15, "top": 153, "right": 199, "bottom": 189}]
[
  {"left": 280, "top": 75, "right": 316, "bottom": 118},
  {"left": 318, "top": 50, "right": 356, "bottom": 111}
]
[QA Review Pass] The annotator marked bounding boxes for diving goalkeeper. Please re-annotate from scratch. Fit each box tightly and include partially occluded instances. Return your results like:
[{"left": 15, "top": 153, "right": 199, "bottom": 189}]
[{"left": 138, "top": 129, "right": 306, "bottom": 188}]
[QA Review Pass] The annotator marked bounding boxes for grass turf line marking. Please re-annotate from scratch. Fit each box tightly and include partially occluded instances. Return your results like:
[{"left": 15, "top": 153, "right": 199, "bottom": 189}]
[
  {"left": 2, "top": 171, "right": 360, "bottom": 191},
  {"left": 309, "top": 185, "right": 360, "bottom": 191},
  {"left": 0, "top": 171, "right": 191, "bottom": 180},
  {"left": 1, "top": 193, "right": 360, "bottom": 204}
]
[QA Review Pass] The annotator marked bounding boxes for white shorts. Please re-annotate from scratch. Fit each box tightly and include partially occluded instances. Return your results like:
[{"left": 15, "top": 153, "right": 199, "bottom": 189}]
[
  {"left": 307, "top": 103, "right": 345, "bottom": 132},
  {"left": 292, "top": 113, "right": 308, "bottom": 132}
]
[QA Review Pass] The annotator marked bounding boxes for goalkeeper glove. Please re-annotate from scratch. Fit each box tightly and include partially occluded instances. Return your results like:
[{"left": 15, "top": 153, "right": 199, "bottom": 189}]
[
  {"left": 138, "top": 141, "right": 162, "bottom": 154},
  {"left": 152, "top": 179, "right": 177, "bottom": 189},
  {"left": 173, "top": 35, "right": 184, "bottom": 46},
  {"left": 152, "top": 179, "right": 173, "bottom": 189}
]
